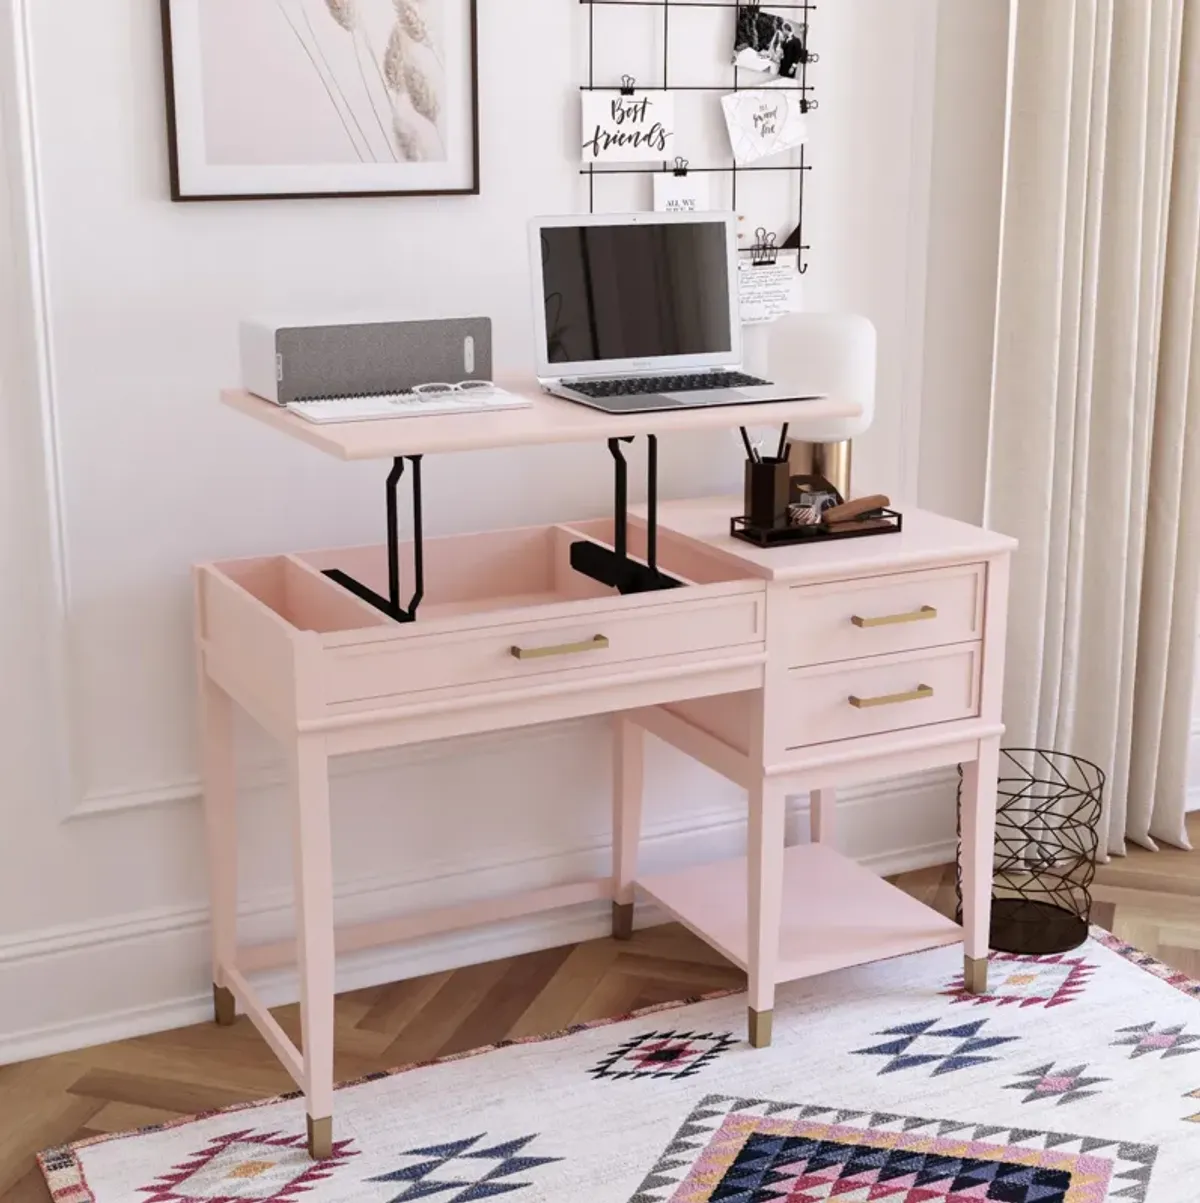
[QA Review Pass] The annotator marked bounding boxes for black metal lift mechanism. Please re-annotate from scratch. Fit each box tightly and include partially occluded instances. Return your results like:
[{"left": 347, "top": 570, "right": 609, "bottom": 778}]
[{"left": 321, "top": 436, "right": 680, "bottom": 623}]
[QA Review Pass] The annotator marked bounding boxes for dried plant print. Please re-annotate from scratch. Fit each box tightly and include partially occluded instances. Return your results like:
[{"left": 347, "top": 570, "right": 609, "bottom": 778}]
[
  {"left": 200, "top": 0, "right": 448, "bottom": 167},
  {"left": 324, "top": 0, "right": 356, "bottom": 30}
]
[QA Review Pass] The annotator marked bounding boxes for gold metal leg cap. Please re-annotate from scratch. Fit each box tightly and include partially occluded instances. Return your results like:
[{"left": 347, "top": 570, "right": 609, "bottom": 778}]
[
  {"left": 964, "top": 955, "right": 989, "bottom": 995},
  {"left": 213, "top": 984, "right": 236, "bottom": 1027},
  {"left": 307, "top": 1114, "right": 333, "bottom": 1160},
  {"left": 748, "top": 1008, "right": 774, "bottom": 1048},
  {"left": 612, "top": 901, "right": 634, "bottom": 941}
]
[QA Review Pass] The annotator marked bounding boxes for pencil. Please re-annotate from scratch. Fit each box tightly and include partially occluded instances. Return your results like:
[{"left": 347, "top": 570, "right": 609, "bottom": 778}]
[{"left": 776, "top": 424, "right": 790, "bottom": 461}]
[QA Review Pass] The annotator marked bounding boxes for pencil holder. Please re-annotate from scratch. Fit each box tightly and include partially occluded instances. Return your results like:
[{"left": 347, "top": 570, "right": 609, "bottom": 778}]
[{"left": 744, "top": 458, "right": 791, "bottom": 529}]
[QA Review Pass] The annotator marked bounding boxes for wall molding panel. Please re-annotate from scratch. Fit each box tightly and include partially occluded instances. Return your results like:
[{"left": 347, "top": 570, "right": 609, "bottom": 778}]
[
  {"left": 70, "top": 717, "right": 607, "bottom": 820},
  {"left": 1, "top": 0, "right": 79, "bottom": 823}
]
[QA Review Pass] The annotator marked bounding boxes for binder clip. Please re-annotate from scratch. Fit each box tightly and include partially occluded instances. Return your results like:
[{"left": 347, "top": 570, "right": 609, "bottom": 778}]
[
  {"left": 799, "top": 98, "right": 819, "bottom": 114},
  {"left": 751, "top": 228, "right": 779, "bottom": 267},
  {"left": 620, "top": 74, "right": 636, "bottom": 96},
  {"left": 673, "top": 156, "right": 689, "bottom": 177}
]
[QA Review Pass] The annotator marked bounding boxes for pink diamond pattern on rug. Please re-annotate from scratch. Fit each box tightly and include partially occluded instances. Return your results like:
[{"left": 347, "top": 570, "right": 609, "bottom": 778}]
[
  {"left": 1005, "top": 1062, "right": 1110, "bottom": 1107},
  {"left": 628, "top": 1094, "right": 1158, "bottom": 1202},
  {"left": 941, "top": 954, "right": 1095, "bottom": 1009},
  {"left": 1111, "top": 1022, "right": 1200, "bottom": 1061},
  {"left": 590, "top": 1029, "right": 737, "bottom": 1081},
  {"left": 137, "top": 1129, "right": 356, "bottom": 1202}
]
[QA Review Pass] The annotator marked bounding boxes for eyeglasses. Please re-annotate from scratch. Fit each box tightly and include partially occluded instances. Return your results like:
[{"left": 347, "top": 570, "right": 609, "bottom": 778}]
[{"left": 410, "top": 380, "right": 496, "bottom": 396}]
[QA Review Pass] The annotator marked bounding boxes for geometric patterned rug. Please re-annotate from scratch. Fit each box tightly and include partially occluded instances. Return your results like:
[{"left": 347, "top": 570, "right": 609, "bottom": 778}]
[{"left": 39, "top": 930, "right": 1200, "bottom": 1201}]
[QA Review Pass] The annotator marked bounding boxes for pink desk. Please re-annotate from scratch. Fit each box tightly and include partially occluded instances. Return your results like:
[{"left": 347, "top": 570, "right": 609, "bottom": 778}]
[{"left": 200, "top": 386, "right": 1013, "bottom": 1158}]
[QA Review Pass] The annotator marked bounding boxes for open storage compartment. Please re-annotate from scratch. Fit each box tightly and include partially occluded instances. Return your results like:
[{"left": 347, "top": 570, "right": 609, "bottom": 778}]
[{"left": 197, "top": 519, "right": 767, "bottom": 726}]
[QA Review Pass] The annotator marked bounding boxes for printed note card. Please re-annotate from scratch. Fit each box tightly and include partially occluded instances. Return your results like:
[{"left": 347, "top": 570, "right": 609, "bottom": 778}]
[
  {"left": 653, "top": 172, "right": 711, "bottom": 214},
  {"left": 582, "top": 89, "right": 676, "bottom": 164},
  {"left": 721, "top": 87, "right": 807, "bottom": 165}
]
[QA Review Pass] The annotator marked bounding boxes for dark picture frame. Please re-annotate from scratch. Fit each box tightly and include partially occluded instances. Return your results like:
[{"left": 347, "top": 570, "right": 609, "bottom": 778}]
[{"left": 160, "top": 0, "right": 480, "bottom": 202}]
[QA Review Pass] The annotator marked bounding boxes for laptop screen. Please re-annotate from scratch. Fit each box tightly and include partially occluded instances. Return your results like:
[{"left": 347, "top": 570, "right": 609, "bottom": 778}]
[{"left": 539, "top": 221, "right": 733, "bottom": 365}]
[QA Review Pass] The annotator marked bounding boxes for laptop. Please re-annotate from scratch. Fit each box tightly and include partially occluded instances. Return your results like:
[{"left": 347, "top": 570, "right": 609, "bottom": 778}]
[{"left": 529, "top": 211, "right": 818, "bottom": 413}]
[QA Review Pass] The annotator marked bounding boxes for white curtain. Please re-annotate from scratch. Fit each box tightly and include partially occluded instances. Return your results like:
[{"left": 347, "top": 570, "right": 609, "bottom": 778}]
[{"left": 988, "top": 0, "right": 1200, "bottom": 855}]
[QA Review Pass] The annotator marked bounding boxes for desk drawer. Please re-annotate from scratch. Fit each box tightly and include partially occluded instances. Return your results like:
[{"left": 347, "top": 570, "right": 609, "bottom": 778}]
[
  {"left": 323, "top": 590, "right": 763, "bottom": 704},
  {"left": 779, "top": 644, "right": 981, "bottom": 750},
  {"left": 783, "top": 564, "right": 985, "bottom": 667}
]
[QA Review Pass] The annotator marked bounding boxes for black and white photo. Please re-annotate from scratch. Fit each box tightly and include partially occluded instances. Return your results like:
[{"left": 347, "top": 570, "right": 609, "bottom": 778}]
[{"left": 732, "top": 5, "right": 810, "bottom": 79}]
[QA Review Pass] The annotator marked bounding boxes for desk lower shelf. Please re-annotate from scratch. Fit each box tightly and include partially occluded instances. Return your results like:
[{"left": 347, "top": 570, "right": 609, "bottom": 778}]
[{"left": 636, "top": 843, "right": 963, "bottom": 984}]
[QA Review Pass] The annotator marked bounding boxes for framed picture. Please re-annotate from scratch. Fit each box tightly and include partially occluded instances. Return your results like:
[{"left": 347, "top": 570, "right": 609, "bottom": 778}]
[{"left": 159, "top": 0, "right": 479, "bottom": 201}]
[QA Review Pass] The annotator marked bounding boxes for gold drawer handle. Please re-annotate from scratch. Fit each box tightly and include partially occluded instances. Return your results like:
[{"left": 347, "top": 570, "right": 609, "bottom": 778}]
[
  {"left": 852, "top": 605, "right": 938, "bottom": 629},
  {"left": 510, "top": 634, "right": 610, "bottom": 661},
  {"left": 848, "top": 683, "right": 934, "bottom": 709}
]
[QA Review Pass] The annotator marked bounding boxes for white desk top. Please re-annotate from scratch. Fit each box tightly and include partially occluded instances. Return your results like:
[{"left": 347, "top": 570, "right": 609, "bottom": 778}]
[
  {"left": 220, "top": 382, "right": 862, "bottom": 461},
  {"left": 650, "top": 497, "right": 1018, "bottom": 583}
]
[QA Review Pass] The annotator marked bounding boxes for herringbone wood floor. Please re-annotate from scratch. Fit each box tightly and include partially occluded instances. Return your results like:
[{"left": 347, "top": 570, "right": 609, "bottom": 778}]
[{"left": 2, "top": 821, "right": 1198, "bottom": 1202}]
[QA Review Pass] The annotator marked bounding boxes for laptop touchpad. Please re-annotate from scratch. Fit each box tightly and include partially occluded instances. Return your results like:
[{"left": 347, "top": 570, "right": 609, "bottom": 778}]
[
  {"left": 664, "top": 389, "right": 748, "bottom": 404},
  {"left": 593, "top": 394, "right": 684, "bottom": 411}
]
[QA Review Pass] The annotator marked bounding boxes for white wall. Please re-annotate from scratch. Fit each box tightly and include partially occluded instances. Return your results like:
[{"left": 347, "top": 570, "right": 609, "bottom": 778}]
[{"left": 0, "top": 0, "right": 1011, "bottom": 1061}]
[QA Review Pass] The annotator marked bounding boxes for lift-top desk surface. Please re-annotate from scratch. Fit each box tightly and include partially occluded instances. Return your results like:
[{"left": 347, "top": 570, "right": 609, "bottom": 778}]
[{"left": 220, "top": 385, "right": 862, "bottom": 459}]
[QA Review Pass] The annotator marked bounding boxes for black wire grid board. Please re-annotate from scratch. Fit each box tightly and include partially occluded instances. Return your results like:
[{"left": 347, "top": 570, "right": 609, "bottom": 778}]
[{"left": 580, "top": 0, "right": 816, "bottom": 272}]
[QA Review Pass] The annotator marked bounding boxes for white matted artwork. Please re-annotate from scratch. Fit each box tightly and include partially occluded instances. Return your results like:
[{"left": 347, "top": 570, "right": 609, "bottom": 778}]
[
  {"left": 160, "top": 0, "right": 479, "bottom": 200},
  {"left": 581, "top": 86, "right": 677, "bottom": 164},
  {"left": 721, "top": 87, "right": 808, "bottom": 165}
]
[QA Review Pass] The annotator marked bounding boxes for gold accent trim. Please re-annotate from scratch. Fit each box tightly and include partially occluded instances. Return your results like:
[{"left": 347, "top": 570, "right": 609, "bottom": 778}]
[
  {"left": 964, "top": 956, "right": 989, "bottom": 995},
  {"left": 848, "top": 684, "right": 934, "bottom": 710},
  {"left": 748, "top": 1008, "right": 774, "bottom": 1048},
  {"left": 851, "top": 605, "right": 938, "bottom": 629},
  {"left": 307, "top": 1115, "right": 333, "bottom": 1160},
  {"left": 510, "top": 634, "right": 609, "bottom": 661},
  {"left": 612, "top": 901, "right": 634, "bottom": 941},
  {"left": 213, "top": 984, "right": 236, "bottom": 1027}
]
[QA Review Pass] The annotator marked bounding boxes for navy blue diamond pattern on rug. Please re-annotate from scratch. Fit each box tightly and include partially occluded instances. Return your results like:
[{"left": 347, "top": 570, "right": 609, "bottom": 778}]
[
  {"left": 589, "top": 1029, "right": 737, "bottom": 1081},
  {"left": 851, "top": 1017, "right": 1020, "bottom": 1076},
  {"left": 367, "top": 1133, "right": 562, "bottom": 1202}
]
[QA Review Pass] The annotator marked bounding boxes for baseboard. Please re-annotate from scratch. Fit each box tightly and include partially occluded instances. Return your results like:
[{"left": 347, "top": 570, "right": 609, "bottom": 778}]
[{"left": 0, "top": 771, "right": 959, "bottom": 1065}]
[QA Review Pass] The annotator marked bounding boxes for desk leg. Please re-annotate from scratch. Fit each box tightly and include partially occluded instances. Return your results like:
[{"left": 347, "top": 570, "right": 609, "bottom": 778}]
[
  {"left": 960, "top": 737, "right": 1000, "bottom": 995},
  {"left": 611, "top": 717, "right": 644, "bottom": 941},
  {"left": 810, "top": 788, "right": 837, "bottom": 848},
  {"left": 290, "top": 736, "right": 336, "bottom": 1159},
  {"left": 201, "top": 674, "right": 238, "bottom": 1027},
  {"left": 747, "top": 779, "right": 786, "bottom": 1047}
]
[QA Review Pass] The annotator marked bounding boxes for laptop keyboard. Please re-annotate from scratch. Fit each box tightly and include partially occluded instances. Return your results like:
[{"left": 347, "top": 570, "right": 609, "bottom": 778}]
[{"left": 568, "top": 371, "right": 770, "bottom": 398}]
